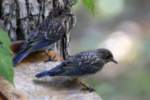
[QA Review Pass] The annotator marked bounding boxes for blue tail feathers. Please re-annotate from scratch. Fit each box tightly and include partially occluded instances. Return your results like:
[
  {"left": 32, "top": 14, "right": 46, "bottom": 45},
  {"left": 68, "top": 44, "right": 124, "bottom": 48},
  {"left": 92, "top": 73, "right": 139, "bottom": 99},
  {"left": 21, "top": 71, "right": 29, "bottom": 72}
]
[
  {"left": 35, "top": 69, "right": 61, "bottom": 78},
  {"left": 35, "top": 63, "right": 64, "bottom": 78},
  {"left": 13, "top": 49, "right": 30, "bottom": 66},
  {"left": 35, "top": 71, "right": 50, "bottom": 78}
]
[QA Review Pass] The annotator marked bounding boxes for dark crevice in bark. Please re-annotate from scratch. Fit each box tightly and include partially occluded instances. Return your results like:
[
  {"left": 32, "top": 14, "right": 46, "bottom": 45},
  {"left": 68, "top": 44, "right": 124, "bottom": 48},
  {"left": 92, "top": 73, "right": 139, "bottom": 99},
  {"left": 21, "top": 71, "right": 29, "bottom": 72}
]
[
  {"left": 42, "top": 0, "right": 46, "bottom": 20},
  {"left": 25, "top": 0, "right": 30, "bottom": 34},
  {"left": 61, "top": 34, "right": 69, "bottom": 60},
  {"left": 0, "top": 0, "right": 3, "bottom": 18},
  {"left": 25, "top": 0, "right": 32, "bottom": 18},
  {"left": 37, "top": 0, "right": 41, "bottom": 24},
  {"left": 14, "top": 0, "right": 25, "bottom": 40},
  {"left": 37, "top": 0, "right": 45, "bottom": 25}
]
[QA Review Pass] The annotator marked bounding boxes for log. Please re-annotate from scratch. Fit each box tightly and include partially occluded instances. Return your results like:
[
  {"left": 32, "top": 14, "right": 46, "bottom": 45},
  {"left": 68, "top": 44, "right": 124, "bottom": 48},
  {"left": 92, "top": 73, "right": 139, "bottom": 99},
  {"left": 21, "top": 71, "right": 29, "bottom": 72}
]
[{"left": 12, "top": 62, "right": 102, "bottom": 100}]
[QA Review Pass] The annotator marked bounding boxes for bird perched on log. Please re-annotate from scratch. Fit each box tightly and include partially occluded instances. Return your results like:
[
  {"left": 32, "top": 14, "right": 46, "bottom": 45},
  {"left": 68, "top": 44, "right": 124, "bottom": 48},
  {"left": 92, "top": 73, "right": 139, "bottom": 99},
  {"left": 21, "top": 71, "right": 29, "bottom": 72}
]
[
  {"left": 35, "top": 48, "right": 118, "bottom": 91},
  {"left": 13, "top": 3, "right": 76, "bottom": 65}
]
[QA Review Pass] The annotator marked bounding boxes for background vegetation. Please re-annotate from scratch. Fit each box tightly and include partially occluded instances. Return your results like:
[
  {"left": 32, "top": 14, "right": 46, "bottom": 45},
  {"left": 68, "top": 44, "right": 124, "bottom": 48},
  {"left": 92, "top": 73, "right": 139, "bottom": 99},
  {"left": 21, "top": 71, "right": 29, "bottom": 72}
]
[
  {"left": 0, "top": 28, "right": 14, "bottom": 84},
  {"left": 70, "top": 0, "right": 150, "bottom": 100}
]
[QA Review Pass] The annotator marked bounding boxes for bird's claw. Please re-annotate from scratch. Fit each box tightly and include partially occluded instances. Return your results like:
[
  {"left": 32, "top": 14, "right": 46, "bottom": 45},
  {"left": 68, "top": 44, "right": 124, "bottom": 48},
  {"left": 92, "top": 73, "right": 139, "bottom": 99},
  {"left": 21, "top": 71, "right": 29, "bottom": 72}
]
[
  {"left": 44, "top": 58, "right": 53, "bottom": 62},
  {"left": 44, "top": 52, "right": 57, "bottom": 62},
  {"left": 81, "top": 86, "right": 95, "bottom": 92},
  {"left": 80, "top": 81, "right": 95, "bottom": 92}
]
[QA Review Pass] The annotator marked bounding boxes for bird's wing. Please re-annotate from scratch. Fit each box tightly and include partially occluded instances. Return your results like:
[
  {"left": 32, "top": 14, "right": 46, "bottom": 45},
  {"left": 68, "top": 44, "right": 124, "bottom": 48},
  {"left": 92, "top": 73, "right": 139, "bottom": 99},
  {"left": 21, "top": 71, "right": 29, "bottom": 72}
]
[
  {"left": 76, "top": 51, "right": 100, "bottom": 66},
  {"left": 28, "top": 38, "right": 54, "bottom": 52},
  {"left": 27, "top": 18, "right": 64, "bottom": 48},
  {"left": 58, "top": 51, "right": 101, "bottom": 76},
  {"left": 35, "top": 51, "right": 102, "bottom": 77},
  {"left": 28, "top": 18, "right": 64, "bottom": 44},
  {"left": 63, "top": 51, "right": 100, "bottom": 67}
]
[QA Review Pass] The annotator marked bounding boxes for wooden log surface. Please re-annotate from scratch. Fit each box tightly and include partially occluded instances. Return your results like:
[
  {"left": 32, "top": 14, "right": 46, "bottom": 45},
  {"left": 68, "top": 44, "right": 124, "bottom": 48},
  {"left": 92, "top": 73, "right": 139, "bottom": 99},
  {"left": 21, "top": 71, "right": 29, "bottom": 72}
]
[{"left": 0, "top": 62, "right": 102, "bottom": 100}]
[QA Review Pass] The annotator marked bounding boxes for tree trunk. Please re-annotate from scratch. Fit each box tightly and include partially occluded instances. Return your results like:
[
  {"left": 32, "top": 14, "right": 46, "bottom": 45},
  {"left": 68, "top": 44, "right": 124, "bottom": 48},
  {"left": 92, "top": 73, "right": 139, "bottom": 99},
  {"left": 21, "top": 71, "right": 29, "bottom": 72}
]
[{"left": 0, "top": 0, "right": 70, "bottom": 58}]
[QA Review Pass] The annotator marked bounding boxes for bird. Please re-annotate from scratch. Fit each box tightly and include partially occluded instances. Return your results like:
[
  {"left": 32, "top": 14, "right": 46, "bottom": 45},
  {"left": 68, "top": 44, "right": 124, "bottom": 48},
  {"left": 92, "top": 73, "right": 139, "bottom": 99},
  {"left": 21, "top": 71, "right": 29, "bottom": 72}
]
[
  {"left": 13, "top": 9, "right": 76, "bottom": 65},
  {"left": 35, "top": 48, "right": 118, "bottom": 91}
]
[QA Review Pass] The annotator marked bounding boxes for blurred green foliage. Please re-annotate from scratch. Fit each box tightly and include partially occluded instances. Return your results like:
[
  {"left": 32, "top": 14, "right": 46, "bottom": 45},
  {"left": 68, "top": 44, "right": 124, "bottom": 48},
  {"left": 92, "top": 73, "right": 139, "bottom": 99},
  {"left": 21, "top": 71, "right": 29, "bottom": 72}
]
[
  {"left": 87, "top": 39, "right": 150, "bottom": 100},
  {"left": 0, "top": 28, "right": 14, "bottom": 84},
  {"left": 97, "top": 0, "right": 124, "bottom": 17},
  {"left": 89, "top": 70, "right": 150, "bottom": 100},
  {"left": 73, "top": 0, "right": 150, "bottom": 99},
  {"left": 82, "top": 0, "right": 95, "bottom": 14}
]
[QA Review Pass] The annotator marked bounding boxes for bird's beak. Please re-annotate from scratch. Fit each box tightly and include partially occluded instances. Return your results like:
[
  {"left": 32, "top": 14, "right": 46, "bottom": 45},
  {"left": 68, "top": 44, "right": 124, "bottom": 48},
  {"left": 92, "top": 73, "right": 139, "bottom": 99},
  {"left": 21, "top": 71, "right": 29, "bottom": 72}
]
[{"left": 111, "top": 59, "right": 118, "bottom": 64}]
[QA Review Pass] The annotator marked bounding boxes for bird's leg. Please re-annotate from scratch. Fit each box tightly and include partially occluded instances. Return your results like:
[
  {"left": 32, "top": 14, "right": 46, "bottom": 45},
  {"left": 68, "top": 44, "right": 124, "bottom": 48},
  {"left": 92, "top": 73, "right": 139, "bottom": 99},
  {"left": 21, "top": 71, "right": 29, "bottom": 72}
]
[
  {"left": 68, "top": 77, "right": 79, "bottom": 83},
  {"left": 44, "top": 50, "right": 53, "bottom": 62},
  {"left": 80, "top": 80, "right": 95, "bottom": 92},
  {"left": 68, "top": 78, "right": 95, "bottom": 92},
  {"left": 44, "top": 50, "right": 63, "bottom": 62}
]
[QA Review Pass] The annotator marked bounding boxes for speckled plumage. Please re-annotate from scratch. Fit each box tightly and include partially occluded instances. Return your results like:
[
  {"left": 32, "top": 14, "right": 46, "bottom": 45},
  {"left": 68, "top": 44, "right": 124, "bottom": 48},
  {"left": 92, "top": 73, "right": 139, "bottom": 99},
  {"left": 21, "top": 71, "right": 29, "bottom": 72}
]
[
  {"left": 36, "top": 48, "right": 117, "bottom": 78},
  {"left": 13, "top": 7, "right": 76, "bottom": 65}
]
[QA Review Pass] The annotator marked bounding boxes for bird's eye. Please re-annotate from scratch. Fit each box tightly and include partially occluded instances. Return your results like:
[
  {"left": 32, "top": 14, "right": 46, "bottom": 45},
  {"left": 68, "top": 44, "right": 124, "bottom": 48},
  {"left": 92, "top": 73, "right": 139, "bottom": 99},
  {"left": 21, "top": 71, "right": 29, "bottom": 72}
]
[
  {"left": 104, "top": 54, "right": 112, "bottom": 59},
  {"left": 105, "top": 56, "right": 109, "bottom": 59}
]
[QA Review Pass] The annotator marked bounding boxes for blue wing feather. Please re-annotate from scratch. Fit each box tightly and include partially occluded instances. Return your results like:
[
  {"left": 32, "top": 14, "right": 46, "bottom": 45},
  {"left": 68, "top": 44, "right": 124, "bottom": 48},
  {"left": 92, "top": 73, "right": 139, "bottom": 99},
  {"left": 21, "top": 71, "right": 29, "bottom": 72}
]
[
  {"left": 35, "top": 63, "right": 65, "bottom": 78},
  {"left": 13, "top": 39, "right": 53, "bottom": 65},
  {"left": 13, "top": 48, "right": 30, "bottom": 65}
]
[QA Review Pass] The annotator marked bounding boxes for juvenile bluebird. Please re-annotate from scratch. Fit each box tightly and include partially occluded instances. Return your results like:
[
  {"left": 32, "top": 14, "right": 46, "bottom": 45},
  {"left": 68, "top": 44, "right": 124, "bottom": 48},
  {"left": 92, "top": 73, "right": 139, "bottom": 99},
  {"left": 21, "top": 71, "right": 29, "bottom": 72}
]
[
  {"left": 35, "top": 48, "right": 118, "bottom": 91},
  {"left": 13, "top": 8, "right": 76, "bottom": 65}
]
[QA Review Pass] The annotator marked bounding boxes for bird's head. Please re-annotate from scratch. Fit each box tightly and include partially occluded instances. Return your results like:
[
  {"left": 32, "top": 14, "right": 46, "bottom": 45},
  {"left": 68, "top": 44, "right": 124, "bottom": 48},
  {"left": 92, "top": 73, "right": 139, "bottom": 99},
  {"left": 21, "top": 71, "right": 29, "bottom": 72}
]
[
  {"left": 96, "top": 48, "right": 118, "bottom": 64},
  {"left": 53, "top": 0, "right": 77, "bottom": 10},
  {"left": 64, "top": 0, "right": 77, "bottom": 8}
]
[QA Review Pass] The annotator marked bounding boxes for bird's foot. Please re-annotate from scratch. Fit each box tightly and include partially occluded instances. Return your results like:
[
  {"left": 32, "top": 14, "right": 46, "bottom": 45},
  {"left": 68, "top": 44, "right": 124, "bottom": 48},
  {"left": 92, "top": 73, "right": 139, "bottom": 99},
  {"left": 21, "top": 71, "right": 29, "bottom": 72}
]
[
  {"left": 44, "top": 50, "right": 63, "bottom": 62},
  {"left": 82, "top": 86, "right": 95, "bottom": 92},
  {"left": 44, "top": 57, "right": 53, "bottom": 62},
  {"left": 80, "top": 81, "right": 95, "bottom": 92}
]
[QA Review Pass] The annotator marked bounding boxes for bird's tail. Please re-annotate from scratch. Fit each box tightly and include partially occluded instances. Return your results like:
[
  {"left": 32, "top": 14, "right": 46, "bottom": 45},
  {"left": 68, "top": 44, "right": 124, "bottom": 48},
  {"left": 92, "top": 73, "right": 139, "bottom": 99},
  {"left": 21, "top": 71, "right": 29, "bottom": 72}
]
[
  {"left": 35, "top": 63, "right": 64, "bottom": 78},
  {"left": 35, "top": 70, "right": 50, "bottom": 78},
  {"left": 13, "top": 48, "right": 30, "bottom": 66}
]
